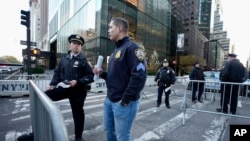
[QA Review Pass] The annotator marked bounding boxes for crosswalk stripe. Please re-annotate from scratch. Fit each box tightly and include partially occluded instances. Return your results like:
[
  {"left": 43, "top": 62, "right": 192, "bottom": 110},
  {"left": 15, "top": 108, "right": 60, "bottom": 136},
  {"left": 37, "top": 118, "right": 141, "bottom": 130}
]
[
  {"left": 134, "top": 101, "right": 210, "bottom": 141},
  {"left": 10, "top": 92, "right": 157, "bottom": 121},
  {"left": 136, "top": 98, "right": 183, "bottom": 120},
  {"left": 202, "top": 116, "right": 229, "bottom": 141},
  {"left": 7, "top": 90, "right": 240, "bottom": 141},
  {"left": 81, "top": 97, "right": 184, "bottom": 137},
  {"left": 9, "top": 93, "right": 201, "bottom": 141}
]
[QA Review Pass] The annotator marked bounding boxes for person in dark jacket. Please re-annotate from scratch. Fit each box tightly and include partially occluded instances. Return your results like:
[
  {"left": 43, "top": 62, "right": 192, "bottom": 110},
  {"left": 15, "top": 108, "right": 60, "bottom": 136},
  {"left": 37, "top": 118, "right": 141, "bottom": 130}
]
[
  {"left": 189, "top": 62, "right": 205, "bottom": 103},
  {"left": 216, "top": 53, "right": 246, "bottom": 115},
  {"left": 154, "top": 59, "right": 176, "bottom": 108},
  {"left": 93, "top": 17, "right": 147, "bottom": 141},
  {"left": 45, "top": 34, "right": 94, "bottom": 141}
]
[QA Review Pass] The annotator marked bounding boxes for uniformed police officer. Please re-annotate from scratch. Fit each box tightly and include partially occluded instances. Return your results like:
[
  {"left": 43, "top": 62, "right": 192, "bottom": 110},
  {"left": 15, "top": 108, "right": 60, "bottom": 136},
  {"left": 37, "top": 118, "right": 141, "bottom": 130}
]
[
  {"left": 154, "top": 59, "right": 176, "bottom": 108},
  {"left": 93, "top": 17, "right": 147, "bottom": 141},
  {"left": 45, "top": 34, "right": 94, "bottom": 141},
  {"left": 189, "top": 61, "right": 205, "bottom": 103},
  {"left": 216, "top": 53, "right": 246, "bottom": 115}
]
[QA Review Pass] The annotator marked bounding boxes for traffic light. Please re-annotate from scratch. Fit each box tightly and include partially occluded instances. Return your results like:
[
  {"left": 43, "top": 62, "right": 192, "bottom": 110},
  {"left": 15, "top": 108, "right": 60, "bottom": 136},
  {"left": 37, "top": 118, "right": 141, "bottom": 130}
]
[
  {"left": 20, "top": 10, "right": 30, "bottom": 27},
  {"left": 31, "top": 48, "right": 40, "bottom": 56}
]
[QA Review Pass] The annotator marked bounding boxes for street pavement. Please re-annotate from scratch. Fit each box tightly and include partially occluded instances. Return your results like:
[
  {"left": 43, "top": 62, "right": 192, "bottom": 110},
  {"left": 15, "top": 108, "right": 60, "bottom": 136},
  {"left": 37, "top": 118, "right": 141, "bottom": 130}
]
[{"left": 0, "top": 85, "right": 250, "bottom": 141}]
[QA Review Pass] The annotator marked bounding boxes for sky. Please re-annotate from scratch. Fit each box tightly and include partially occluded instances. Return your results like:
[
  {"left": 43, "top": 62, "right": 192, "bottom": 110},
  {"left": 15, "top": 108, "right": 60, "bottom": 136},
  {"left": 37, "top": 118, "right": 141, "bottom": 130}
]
[
  {"left": 0, "top": 0, "right": 249, "bottom": 65},
  {"left": 221, "top": 0, "right": 250, "bottom": 65},
  {"left": 0, "top": 0, "right": 29, "bottom": 62}
]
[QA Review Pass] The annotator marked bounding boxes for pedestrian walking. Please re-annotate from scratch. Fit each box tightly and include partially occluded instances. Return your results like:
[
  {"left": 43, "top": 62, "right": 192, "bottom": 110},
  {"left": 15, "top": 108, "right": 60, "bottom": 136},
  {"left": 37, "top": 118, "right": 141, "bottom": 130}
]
[
  {"left": 216, "top": 53, "right": 246, "bottom": 115},
  {"left": 154, "top": 59, "right": 176, "bottom": 108},
  {"left": 45, "top": 34, "right": 94, "bottom": 141},
  {"left": 189, "top": 61, "right": 205, "bottom": 103},
  {"left": 93, "top": 17, "right": 147, "bottom": 141}
]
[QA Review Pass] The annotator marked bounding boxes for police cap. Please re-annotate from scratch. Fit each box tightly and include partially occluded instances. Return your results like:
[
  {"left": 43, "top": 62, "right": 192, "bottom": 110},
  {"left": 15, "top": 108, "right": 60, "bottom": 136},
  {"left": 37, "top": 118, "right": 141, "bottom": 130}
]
[
  {"left": 163, "top": 59, "right": 168, "bottom": 63},
  {"left": 193, "top": 61, "right": 200, "bottom": 66},
  {"left": 228, "top": 53, "right": 237, "bottom": 58},
  {"left": 68, "top": 34, "right": 85, "bottom": 45}
]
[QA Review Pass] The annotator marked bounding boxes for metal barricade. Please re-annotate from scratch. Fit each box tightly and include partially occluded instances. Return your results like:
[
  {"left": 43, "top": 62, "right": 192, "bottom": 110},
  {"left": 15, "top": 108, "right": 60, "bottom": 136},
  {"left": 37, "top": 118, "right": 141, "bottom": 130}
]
[
  {"left": 0, "top": 74, "right": 52, "bottom": 96},
  {"left": 0, "top": 79, "right": 29, "bottom": 96},
  {"left": 1, "top": 74, "right": 157, "bottom": 96},
  {"left": 29, "top": 80, "right": 69, "bottom": 141},
  {"left": 171, "top": 76, "right": 189, "bottom": 96},
  {"left": 180, "top": 79, "right": 250, "bottom": 126}
]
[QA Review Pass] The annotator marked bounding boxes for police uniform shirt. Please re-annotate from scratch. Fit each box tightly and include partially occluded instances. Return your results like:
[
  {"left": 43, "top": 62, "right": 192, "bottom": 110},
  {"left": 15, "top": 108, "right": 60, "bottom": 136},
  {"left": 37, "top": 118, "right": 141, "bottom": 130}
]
[
  {"left": 50, "top": 53, "right": 94, "bottom": 87},
  {"left": 220, "top": 59, "right": 245, "bottom": 82},
  {"left": 70, "top": 53, "right": 79, "bottom": 59},
  {"left": 155, "top": 66, "right": 176, "bottom": 85}
]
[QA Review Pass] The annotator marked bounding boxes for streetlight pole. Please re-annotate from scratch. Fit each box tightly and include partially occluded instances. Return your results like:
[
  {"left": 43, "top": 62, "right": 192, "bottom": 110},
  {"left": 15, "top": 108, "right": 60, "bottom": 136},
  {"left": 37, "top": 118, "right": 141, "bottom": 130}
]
[
  {"left": 20, "top": 10, "right": 31, "bottom": 77},
  {"left": 27, "top": 26, "right": 31, "bottom": 76}
]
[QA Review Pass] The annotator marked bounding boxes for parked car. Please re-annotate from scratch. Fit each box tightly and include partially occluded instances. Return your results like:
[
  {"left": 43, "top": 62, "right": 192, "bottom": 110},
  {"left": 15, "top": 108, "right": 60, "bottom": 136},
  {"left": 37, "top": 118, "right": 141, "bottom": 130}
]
[{"left": 0, "top": 66, "right": 12, "bottom": 72}]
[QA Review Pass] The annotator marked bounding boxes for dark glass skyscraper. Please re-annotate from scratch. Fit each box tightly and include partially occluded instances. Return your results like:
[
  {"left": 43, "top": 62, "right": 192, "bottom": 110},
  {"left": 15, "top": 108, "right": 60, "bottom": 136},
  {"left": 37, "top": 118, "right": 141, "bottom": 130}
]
[
  {"left": 48, "top": 0, "right": 172, "bottom": 71},
  {"left": 171, "top": 0, "right": 208, "bottom": 75},
  {"left": 199, "top": 0, "right": 212, "bottom": 39}
]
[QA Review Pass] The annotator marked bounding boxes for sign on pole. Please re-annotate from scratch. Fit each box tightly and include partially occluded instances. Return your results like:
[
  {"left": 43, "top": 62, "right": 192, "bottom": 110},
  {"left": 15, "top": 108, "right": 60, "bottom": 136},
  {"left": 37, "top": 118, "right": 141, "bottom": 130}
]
[
  {"left": 20, "top": 40, "right": 37, "bottom": 46},
  {"left": 177, "top": 33, "right": 184, "bottom": 49}
]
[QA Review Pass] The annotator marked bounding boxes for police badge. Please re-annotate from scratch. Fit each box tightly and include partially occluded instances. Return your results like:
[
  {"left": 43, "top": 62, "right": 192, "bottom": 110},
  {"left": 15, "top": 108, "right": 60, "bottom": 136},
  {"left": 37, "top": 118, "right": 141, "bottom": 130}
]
[
  {"left": 115, "top": 50, "right": 121, "bottom": 58},
  {"left": 135, "top": 48, "right": 145, "bottom": 61},
  {"left": 73, "top": 61, "right": 79, "bottom": 67}
]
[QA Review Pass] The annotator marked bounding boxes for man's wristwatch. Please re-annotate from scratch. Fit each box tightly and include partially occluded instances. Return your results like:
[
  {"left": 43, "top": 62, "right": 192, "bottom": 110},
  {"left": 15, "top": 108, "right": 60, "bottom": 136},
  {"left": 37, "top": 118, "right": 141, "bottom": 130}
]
[{"left": 120, "top": 100, "right": 127, "bottom": 106}]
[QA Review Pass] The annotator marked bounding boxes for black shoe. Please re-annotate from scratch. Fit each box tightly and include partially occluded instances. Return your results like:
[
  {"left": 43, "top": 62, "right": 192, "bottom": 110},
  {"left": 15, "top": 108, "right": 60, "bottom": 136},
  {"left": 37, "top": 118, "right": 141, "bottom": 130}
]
[
  {"left": 75, "top": 139, "right": 86, "bottom": 141},
  {"left": 198, "top": 100, "right": 203, "bottom": 103},
  {"left": 216, "top": 108, "right": 228, "bottom": 114},
  {"left": 166, "top": 105, "right": 171, "bottom": 108},
  {"left": 75, "top": 138, "right": 86, "bottom": 141},
  {"left": 216, "top": 108, "right": 222, "bottom": 112},
  {"left": 231, "top": 112, "right": 236, "bottom": 115},
  {"left": 17, "top": 132, "right": 34, "bottom": 141},
  {"left": 157, "top": 104, "right": 160, "bottom": 107},
  {"left": 192, "top": 100, "right": 197, "bottom": 103}
]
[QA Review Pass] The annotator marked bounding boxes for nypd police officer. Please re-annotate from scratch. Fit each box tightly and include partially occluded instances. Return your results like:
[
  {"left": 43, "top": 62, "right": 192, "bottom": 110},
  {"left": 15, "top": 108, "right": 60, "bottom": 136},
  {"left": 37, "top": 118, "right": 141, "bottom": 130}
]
[
  {"left": 93, "top": 17, "right": 147, "bottom": 141},
  {"left": 216, "top": 53, "right": 246, "bottom": 115},
  {"left": 189, "top": 61, "right": 205, "bottom": 103},
  {"left": 45, "top": 34, "right": 94, "bottom": 141},
  {"left": 154, "top": 59, "right": 176, "bottom": 108}
]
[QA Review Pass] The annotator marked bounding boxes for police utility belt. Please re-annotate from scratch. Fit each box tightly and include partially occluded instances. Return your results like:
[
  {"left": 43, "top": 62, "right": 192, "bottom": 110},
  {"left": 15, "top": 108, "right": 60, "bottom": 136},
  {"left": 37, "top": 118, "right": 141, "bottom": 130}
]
[{"left": 158, "top": 80, "right": 170, "bottom": 86}]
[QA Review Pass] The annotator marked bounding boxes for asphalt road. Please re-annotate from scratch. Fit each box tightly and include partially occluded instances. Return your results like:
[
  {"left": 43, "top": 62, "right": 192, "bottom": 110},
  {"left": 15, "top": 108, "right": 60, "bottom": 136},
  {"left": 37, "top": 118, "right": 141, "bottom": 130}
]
[{"left": 1, "top": 85, "right": 250, "bottom": 141}]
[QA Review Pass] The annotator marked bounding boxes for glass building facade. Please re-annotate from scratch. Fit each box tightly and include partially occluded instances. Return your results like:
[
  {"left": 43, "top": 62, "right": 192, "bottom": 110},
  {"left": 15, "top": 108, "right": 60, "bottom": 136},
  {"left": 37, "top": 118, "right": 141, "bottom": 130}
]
[
  {"left": 171, "top": 0, "right": 208, "bottom": 75},
  {"left": 48, "top": 0, "right": 172, "bottom": 71}
]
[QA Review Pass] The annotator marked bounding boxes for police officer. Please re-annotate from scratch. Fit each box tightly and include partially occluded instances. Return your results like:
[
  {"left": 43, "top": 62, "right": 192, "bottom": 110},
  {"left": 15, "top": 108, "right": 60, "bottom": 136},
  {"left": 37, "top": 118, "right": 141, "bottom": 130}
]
[
  {"left": 216, "top": 53, "right": 246, "bottom": 115},
  {"left": 189, "top": 61, "right": 205, "bottom": 103},
  {"left": 93, "top": 17, "right": 147, "bottom": 141},
  {"left": 45, "top": 34, "right": 94, "bottom": 141},
  {"left": 154, "top": 59, "right": 176, "bottom": 108}
]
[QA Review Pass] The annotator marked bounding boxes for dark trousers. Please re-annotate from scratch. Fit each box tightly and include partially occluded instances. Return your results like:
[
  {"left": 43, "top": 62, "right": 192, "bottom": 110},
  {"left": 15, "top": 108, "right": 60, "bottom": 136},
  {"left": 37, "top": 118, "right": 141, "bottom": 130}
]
[
  {"left": 191, "top": 82, "right": 204, "bottom": 101},
  {"left": 157, "top": 84, "right": 171, "bottom": 106},
  {"left": 45, "top": 87, "right": 87, "bottom": 138},
  {"left": 220, "top": 84, "right": 239, "bottom": 114}
]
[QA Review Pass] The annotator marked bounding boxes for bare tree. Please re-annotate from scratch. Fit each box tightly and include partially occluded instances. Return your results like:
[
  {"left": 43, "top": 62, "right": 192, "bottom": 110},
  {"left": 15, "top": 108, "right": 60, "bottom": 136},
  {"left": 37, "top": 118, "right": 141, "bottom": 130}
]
[
  {"left": 149, "top": 50, "right": 160, "bottom": 71},
  {"left": 0, "top": 56, "right": 21, "bottom": 63}
]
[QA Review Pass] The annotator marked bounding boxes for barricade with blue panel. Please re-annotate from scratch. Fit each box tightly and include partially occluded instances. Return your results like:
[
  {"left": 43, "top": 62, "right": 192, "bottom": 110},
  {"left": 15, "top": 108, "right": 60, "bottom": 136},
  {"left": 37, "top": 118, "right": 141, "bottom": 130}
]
[{"left": 180, "top": 79, "right": 250, "bottom": 128}]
